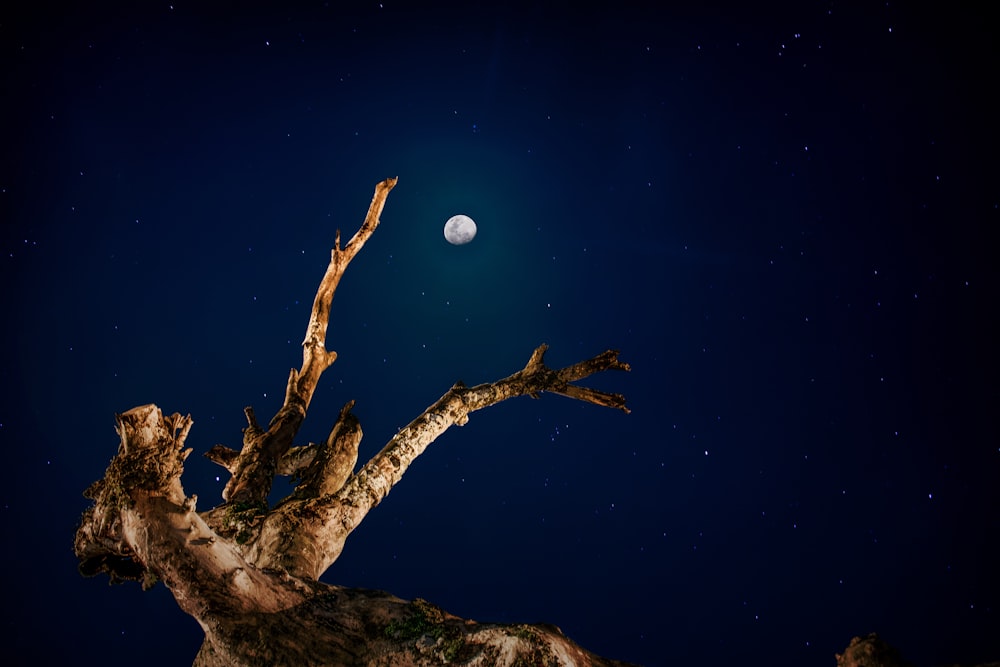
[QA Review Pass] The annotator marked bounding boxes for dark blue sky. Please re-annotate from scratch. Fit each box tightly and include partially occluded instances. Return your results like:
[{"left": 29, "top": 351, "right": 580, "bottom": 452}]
[{"left": 2, "top": 3, "right": 997, "bottom": 665}]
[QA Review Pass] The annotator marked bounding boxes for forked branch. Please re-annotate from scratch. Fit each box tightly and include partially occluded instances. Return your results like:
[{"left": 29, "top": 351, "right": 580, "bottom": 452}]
[
  {"left": 219, "top": 177, "right": 397, "bottom": 507},
  {"left": 197, "top": 177, "right": 630, "bottom": 578},
  {"left": 75, "top": 177, "right": 635, "bottom": 666},
  {"left": 250, "top": 343, "right": 629, "bottom": 579}
]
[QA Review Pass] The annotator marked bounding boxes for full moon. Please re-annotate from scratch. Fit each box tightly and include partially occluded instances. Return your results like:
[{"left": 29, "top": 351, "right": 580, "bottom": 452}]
[{"left": 443, "top": 214, "right": 477, "bottom": 245}]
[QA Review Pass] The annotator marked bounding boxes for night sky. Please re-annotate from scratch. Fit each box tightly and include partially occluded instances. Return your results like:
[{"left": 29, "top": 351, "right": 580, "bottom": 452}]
[{"left": 2, "top": 3, "right": 997, "bottom": 666}]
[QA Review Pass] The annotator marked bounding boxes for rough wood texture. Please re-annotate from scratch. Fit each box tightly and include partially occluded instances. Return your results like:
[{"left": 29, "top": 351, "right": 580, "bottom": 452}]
[{"left": 75, "top": 178, "right": 634, "bottom": 666}]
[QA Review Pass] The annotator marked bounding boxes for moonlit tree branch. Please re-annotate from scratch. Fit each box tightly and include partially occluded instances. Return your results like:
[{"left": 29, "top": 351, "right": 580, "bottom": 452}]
[{"left": 75, "top": 177, "right": 635, "bottom": 666}]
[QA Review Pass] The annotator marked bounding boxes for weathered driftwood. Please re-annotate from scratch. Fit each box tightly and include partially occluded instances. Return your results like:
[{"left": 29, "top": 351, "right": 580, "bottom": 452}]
[{"left": 75, "top": 178, "right": 633, "bottom": 666}]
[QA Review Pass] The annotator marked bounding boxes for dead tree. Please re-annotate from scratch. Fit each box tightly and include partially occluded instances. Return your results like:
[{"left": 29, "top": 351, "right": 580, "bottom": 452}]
[{"left": 75, "top": 177, "right": 633, "bottom": 666}]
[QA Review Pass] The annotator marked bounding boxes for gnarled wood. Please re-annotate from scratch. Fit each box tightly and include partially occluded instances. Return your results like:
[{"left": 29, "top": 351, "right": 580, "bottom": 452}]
[
  {"left": 247, "top": 344, "right": 629, "bottom": 580},
  {"left": 222, "top": 177, "right": 397, "bottom": 508},
  {"left": 75, "top": 178, "right": 634, "bottom": 666}
]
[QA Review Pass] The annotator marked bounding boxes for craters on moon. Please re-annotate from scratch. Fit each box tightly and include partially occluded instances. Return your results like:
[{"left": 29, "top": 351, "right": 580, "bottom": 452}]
[{"left": 444, "top": 214, "right": 477, "bottom": 245}]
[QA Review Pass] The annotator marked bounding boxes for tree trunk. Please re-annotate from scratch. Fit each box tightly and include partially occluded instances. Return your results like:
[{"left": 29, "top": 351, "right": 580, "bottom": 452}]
[{"left": 75, "top": 178, "right": 634, "bottom": 666}]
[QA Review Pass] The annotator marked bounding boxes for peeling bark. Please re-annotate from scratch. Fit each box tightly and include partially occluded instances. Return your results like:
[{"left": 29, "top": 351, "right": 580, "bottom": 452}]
[{"left": 75, "top": 178, "right": 635, "bottom": 666}]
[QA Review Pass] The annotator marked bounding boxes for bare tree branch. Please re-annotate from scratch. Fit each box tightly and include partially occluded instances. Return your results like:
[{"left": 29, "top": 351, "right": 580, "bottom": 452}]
[
  {"left": 76, "top": 405, "right": 307, "bottom": 616},
  {"left": 75, "top": 177, "right": 636, "bottom": 666},
  {"left": 248, "top": 344, "right": 629, "bottom": 580},
  {"left": 220, "top": 177, "right": 397, "bottom": 508}
]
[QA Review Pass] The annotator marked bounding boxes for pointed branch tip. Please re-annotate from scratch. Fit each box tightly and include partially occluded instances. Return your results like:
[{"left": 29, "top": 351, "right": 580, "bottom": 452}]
[
  {"left": 525, "top": 344, "right": 549, "bottom": 371},
  {"left": 243, "top": 406, "right": 262, "bottom": 434}
]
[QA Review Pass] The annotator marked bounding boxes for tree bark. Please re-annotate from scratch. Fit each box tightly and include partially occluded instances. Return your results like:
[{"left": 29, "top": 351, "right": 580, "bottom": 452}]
[{"left": 75, "top": 178, "right": 634, "bottom": 666}]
